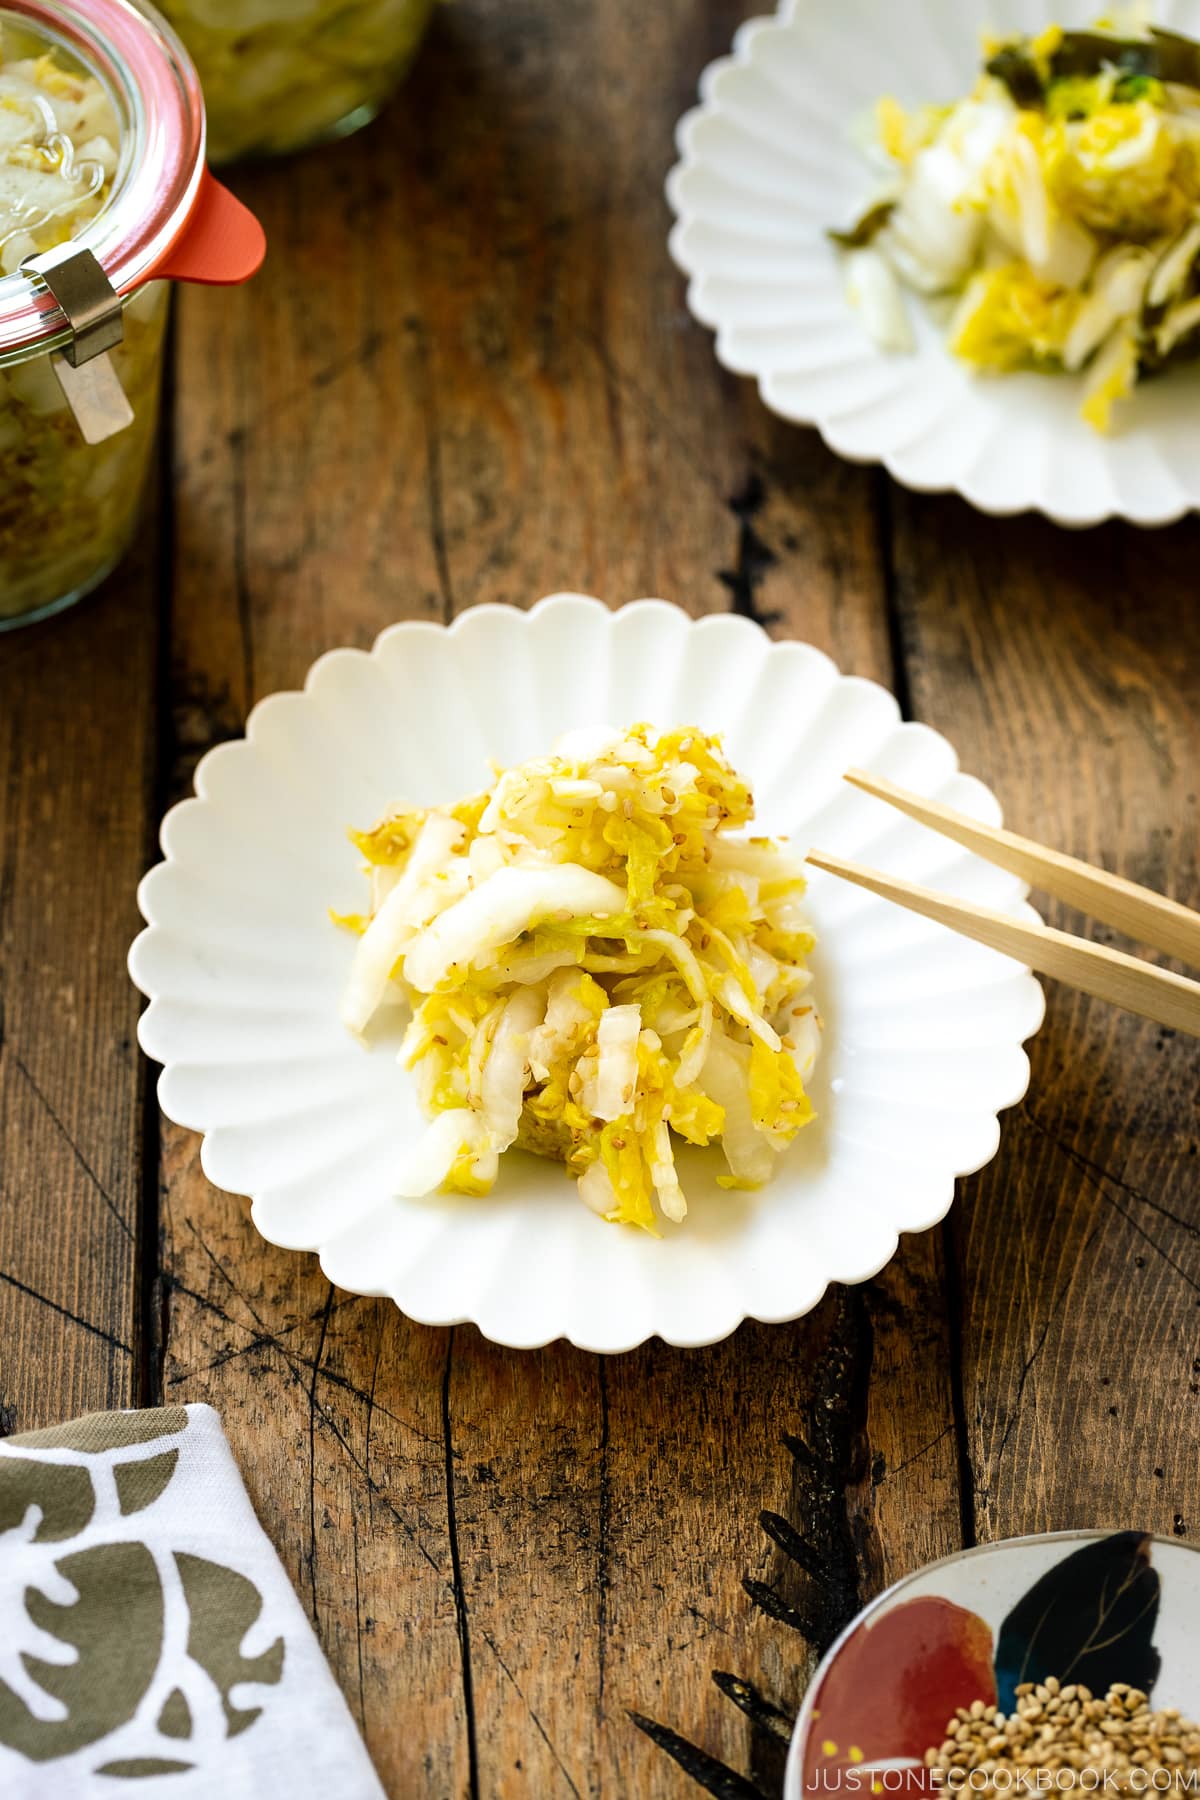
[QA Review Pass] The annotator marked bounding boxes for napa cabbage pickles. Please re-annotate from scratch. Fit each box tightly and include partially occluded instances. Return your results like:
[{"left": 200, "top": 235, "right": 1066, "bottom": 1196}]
[
  {"left": 0, "top": 27, "right": 168, "bottom": 627},
  {"left": 337, "top": 725, "right": 821, "bottom": 1232},
  {"left": 833, "top": 18, "right": 1200, "bottom": 429}
]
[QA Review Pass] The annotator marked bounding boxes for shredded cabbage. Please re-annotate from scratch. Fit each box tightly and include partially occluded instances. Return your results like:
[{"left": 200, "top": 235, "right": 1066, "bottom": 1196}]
[
  {"left": 833, "top": 18, "right": 1200, "bottom": 430},
  {"left": 337, "top": 724, "right": 821, "bottom": 1232},
  {"left": 0, "top": 31, "right": 119, "bottom": 274}
]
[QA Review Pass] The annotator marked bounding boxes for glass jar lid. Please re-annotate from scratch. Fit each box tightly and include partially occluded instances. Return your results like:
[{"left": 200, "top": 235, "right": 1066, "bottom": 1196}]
[{"left": 0, "top": 0, "right": 260, "bottom": 359}]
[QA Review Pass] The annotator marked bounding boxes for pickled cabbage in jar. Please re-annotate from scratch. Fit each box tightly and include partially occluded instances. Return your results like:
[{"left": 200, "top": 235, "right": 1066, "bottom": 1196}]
[
  {"left": 0, "top": 26, "right": 119, "bottom": 274},
  {"left": 156, "top": 0, "right": 436, "bottom": 164},
  {"left": 0, "top": 282, "right": 167, "bottom": 623},
  {"left": 0, "top": 24, "right": 165, "bottom": 626}
]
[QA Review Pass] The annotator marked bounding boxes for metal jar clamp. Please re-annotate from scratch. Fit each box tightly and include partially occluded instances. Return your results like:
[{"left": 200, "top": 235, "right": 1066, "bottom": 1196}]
[{"left": 22, "top": 243, "right": 134, "bottom": 445}]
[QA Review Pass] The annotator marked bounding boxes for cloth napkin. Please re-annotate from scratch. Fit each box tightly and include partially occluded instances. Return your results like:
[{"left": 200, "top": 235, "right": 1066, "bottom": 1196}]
[{"left": 0, "top": 1404, "right": 386, "bottom": 1800}]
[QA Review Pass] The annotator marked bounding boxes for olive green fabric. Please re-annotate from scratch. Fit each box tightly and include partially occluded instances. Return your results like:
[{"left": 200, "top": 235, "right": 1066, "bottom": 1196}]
[
  {"left": 7, "top": 1410, "right": 189, "bottom": 1453},
  {"left": 155, "top": 1689, "right": 191, "bottom": 1740},
  {"left": 0, "top": 1456, "right": 93, "bottom": 1541},
  {"left": 114, "top": 1450, "right": 179, "bottom": 1518},
  {"left": 96, "top": 1758, "right": 195, "bottom": 1777},
  {"left": 177, "top": 1552, "right": 286, "bottom": 1738}
]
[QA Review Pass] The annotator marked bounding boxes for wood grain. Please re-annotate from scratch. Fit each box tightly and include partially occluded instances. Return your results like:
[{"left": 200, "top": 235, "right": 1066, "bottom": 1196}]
[
  {"left": 889, "top": 495, "right": 1200, "bottom": 1546},
  {"left": 0, "top": 516, "right": 159, "bottom": 1431},
  {"left": 158, "top": 3, "right": 959, "bottom": 1796}
]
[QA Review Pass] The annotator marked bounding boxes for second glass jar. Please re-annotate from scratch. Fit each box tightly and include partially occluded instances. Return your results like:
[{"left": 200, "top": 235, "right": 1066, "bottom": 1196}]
[{"left": 154, "top": 0, "right": 437, "bottom": 163}]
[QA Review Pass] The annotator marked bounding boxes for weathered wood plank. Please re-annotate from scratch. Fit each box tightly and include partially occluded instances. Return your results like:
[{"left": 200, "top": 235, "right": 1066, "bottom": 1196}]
[
  {"left": 890, "top": 496, "right": 1200, "bottom": 1546},
  {"left": 0, "top": 531, "right": 158, "bottom": 1432},
  {"left": 161, "top": 3, "right": 961, "bottom": 1796}
]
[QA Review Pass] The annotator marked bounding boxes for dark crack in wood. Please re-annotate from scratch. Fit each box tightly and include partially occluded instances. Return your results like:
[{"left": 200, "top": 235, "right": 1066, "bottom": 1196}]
[
  {"left": 718, "top": 475, "right": 782, "bottom": 630},
  {"left": 442, "top": 1329, "right": 480, "bottom": 1800}
]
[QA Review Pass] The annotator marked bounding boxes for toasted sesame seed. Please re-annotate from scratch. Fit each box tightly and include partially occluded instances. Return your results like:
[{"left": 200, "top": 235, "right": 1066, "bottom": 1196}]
[{"left": 923, "top": 1684, "right": 1200, "bottom": 1794}]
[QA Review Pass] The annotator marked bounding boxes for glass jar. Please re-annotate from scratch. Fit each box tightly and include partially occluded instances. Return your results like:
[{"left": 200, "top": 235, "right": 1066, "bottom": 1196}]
[
  {"left": 153, "top": 0, "right": 437, "bottom": 165},
  {"left": 0, "top": 0, "right": 264, "bottom": 630}
]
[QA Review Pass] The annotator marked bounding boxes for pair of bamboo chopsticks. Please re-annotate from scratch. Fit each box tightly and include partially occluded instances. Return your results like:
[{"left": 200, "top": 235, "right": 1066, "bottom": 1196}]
[{"left": 806, "top": 770, "right": 1200, "bottom": 1039}]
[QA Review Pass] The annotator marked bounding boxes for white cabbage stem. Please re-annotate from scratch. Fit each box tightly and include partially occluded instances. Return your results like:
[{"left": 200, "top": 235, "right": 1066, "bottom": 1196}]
[
  {"left": 593, "top": 1004, "right": 642, "bottom": 1122},
  {"left": 480, "top": 986, "right": 545, "bottom": 1151},
  {"left": 674, "top": 999, "right": 713, "bottom": 1092},
  {"left": 649, "top": 1119, "right": 687, "bottom": 1224},
  {"left": 577, "top": 1162, "right": 617, "bottom": 1217},
  {"left": 1063, "top": 247, "right": 1153, "bottom": 371},
  {"left": 699, "top": 1033, "right": 774, "bottom": 1187},
  {"left": 341, "top": 814, "right": 466, "bottom": 1033},
  {"left": 843, "top": 247, "right": 914, "bottom": 352},
  {"left": 715, "top": 973, "right": 782, "bottom": 1050},
  {"left": 528, "top": 968, "right": 597, "bottom": 1080},
  {"left": 395, "top": 1110, "right": 496, "bottom": 1198},
  {"left": 404, "top": 864, "right": 626, "bottom": 992}
]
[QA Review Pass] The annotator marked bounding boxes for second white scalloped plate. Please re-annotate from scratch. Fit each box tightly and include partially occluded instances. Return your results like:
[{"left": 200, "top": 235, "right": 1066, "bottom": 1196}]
[
  {"left": 666, "top": 0, "right": 1200, "bottom": 527},
  {"left": 129, "top": 596, "right": 1043, "bottom": 1352}
]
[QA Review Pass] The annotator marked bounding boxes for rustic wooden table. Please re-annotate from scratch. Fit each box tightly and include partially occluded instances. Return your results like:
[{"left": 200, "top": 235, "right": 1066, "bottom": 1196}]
[{"left": 3, "top": 2, "right": 1199, "bottom": 1795}]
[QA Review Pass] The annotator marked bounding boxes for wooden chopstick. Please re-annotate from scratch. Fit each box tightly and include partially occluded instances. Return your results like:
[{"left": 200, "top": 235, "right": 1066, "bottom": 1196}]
[
  {"left": 844, "top": 767, "right": 1200, "bottom": 968},
  {"left": 804, "top": 850, "right": 1200, "bottom": 1037}
]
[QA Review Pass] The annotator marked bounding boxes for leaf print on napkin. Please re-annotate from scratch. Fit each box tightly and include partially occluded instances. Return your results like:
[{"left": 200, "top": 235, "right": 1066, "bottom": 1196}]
[
  {"left": 157, "top": 1687, "right": 192, "bottom": 1739},
  {"left": 175, "top": 1554, "right": 284, "bottom": 1738},
  {"left": 114, "top": 1451, "right": 180, "bottom": 1518},
  {"left": 97, "top": 1760, "right": 194, "bottom": 1777},
  {"left": 6, "top": 1410, "right": 189, "bottom": 1455},
  {"left": 994, "top": 1531, "right": 1161, "bottom": 1710},
  {"left": 0, "top": 1543, "right": 163, "bottom": 1761},
  {"left": 0, "top": 1457, "right": 93, "bottom": 1542}
]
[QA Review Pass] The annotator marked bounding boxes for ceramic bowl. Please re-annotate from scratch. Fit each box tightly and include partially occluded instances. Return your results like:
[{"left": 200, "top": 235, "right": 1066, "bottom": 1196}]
[{"left": 786, "top": 1530, "right": 1200, "bottom": 1797}]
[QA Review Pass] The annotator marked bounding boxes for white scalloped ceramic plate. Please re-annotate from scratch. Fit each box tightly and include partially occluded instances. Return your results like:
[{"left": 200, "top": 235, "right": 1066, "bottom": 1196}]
[
  {"left": 666, "top": 0, "right": 1200, "bottom": 527},
  {"left": 129, "top": 596, "right": 1043, "bottom": 1352}
]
